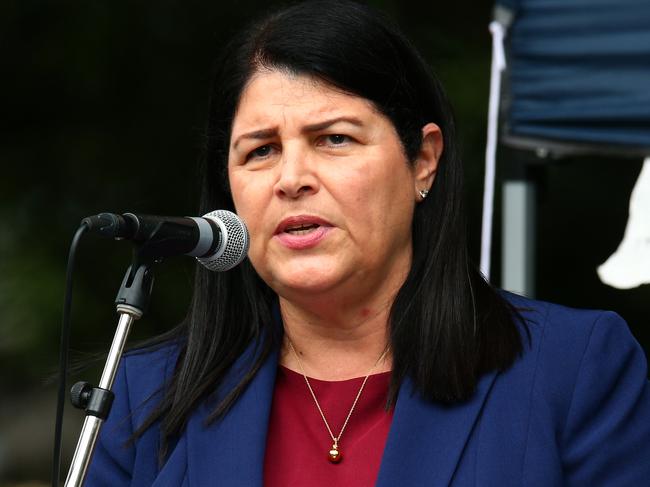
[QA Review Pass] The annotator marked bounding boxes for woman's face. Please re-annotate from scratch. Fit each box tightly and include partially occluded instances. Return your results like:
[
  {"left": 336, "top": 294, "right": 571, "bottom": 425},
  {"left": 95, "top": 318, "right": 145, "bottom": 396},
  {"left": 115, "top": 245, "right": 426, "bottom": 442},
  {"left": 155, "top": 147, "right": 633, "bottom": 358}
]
[{"left": 228, "top": 70, "right": 438, "bottom": 305}]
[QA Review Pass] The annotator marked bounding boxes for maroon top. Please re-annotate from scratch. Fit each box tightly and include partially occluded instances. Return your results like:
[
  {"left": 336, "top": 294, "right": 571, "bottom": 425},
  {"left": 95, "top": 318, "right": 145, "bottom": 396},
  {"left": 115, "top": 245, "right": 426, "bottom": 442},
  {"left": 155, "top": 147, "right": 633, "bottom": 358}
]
[{"left": 263, "top": 365, "right": 393, "bottom": 486}]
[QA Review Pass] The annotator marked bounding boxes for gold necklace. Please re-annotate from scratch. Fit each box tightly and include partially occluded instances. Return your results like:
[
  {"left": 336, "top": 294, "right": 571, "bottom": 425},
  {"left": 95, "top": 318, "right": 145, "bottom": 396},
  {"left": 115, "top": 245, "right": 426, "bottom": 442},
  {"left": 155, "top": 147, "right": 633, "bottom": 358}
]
[{"left": 287, "top": 339, "right": 389, "bottom": 464}]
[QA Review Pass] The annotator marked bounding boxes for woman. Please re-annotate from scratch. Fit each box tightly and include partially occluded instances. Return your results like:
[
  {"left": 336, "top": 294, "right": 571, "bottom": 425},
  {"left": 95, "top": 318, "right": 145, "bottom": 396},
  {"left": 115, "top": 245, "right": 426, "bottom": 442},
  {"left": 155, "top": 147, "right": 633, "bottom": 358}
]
[{"left": 87, "top": 1, "right": 650, "bottom": 485}]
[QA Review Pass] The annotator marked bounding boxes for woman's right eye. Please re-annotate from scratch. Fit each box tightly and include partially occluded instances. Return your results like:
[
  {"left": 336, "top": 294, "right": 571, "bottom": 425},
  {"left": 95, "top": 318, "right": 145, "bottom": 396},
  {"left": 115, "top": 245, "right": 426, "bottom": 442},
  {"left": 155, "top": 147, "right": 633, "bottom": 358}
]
[{"left": 246, "top": 144, "right": 274, "bottom": 161}]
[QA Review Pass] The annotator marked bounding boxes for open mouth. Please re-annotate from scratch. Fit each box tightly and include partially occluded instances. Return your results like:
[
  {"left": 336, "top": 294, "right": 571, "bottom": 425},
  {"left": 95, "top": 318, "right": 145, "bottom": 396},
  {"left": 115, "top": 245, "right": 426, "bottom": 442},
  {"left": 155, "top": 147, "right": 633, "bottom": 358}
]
[
  {"left": 284, "top": 223, "right": 320, "bottom": 235},
  {"left": 275, "top": 215, "right": 332, "bottom": 249},
  {"left": 275, "top": 215, "right": 332, "bottom": 235}
]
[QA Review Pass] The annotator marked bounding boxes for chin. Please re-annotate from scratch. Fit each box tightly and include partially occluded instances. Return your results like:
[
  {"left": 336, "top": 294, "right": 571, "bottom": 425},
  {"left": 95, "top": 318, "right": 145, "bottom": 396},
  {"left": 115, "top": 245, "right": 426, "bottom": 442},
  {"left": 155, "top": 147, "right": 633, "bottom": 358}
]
[
  {"left": 258, "top": 252, "right": 345, "bottom": 291},
  {"left": 270, "top": 269, "right": 346, "bottom": 298}
]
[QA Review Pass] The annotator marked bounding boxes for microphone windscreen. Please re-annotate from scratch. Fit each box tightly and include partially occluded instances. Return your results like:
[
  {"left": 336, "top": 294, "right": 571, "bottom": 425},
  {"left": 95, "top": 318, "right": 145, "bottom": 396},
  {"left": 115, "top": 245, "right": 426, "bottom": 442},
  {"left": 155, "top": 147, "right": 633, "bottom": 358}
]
[{"left": 197, "top": 210, "right": 249, "bottom": 272}]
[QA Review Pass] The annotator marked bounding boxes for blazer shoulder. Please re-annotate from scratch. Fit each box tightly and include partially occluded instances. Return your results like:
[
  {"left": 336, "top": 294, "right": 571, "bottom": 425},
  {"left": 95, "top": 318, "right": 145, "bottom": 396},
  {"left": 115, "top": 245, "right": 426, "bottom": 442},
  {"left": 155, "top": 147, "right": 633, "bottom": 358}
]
[
  {"left": 121, "top": 342, "right": 181, "bottom": 418},
  {"left": 498, "top": 293, "right": 650, "bottom": 484},
  {"left": 501, "top": 291, "right": 643, "bottom": 417},
  {"left": 85, "top": 341, "right": 182, "bottom": 486},
  {"left": 502, "top": 293, "right": 650, "bottom": 472},
  {"left": 502, "top": 290, "right": 630, "bottom": 347},
  {"left": 122, "top": 341, "right": 181, "bottom": 382}
]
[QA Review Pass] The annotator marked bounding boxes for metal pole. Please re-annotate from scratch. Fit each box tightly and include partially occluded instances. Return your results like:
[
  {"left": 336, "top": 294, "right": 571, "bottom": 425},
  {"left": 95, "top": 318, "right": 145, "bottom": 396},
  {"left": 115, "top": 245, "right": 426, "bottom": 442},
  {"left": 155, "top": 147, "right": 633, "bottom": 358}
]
[
  {"left": 502, "top": 177, "right": 536, "bottom": 297},
  {"left": 64, "top": 311, "right": 138, "bottom": 486}
]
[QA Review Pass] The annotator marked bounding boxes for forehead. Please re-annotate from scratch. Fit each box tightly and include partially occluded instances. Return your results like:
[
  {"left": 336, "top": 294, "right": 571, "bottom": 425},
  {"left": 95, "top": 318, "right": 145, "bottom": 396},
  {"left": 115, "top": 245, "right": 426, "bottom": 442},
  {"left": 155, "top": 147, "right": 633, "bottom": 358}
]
[{"left": 231, "top": 70, "right": 378, "bottom": 132}]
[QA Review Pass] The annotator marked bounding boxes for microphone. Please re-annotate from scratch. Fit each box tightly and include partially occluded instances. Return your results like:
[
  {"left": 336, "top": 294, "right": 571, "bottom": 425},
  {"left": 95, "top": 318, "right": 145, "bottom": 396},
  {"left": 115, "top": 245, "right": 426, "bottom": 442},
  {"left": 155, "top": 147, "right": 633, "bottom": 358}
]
[{"left": 81, "top": 210, "right": 249, "bottom": 271}]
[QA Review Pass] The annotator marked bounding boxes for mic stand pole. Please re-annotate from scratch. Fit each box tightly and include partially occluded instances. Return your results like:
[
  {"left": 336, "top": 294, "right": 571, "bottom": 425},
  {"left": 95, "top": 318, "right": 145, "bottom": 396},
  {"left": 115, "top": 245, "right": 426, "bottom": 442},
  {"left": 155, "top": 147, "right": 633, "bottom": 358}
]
[{"left": 64, "top": 255, "right": 155, "bottom": 487}]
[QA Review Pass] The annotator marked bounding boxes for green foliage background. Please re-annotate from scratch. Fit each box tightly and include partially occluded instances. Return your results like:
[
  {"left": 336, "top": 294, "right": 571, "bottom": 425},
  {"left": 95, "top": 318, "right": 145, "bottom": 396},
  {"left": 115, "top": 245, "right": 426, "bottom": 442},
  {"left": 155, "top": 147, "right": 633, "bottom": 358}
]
[{"left": 1, "top": 0, "right": 647, "bottom": 482}]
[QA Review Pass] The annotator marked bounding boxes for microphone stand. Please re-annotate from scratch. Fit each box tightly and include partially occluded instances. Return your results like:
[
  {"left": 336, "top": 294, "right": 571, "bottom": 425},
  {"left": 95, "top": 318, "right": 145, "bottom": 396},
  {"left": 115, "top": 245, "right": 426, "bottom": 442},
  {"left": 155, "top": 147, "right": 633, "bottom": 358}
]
[{"left": 64, "top": 251, "right": 156, "bottom": 486}]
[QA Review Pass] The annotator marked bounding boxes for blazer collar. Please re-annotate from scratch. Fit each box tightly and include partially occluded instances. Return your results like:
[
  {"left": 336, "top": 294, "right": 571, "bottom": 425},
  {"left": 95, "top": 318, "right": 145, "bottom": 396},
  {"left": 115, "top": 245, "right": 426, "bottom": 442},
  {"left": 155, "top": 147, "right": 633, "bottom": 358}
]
[
  {"left": 183, "top": 339, "right": 498, "bottom": 487},
  {"left": 185, "top": 340, "right": 279, "bottom": 486},
  {"left": 376, "top": 370, "right": 498, "bottom": 486}
]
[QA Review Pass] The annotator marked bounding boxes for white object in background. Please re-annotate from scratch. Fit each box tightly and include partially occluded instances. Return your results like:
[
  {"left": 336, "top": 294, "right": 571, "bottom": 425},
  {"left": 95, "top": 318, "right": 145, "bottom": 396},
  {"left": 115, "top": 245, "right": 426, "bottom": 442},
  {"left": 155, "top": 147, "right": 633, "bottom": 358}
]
[{"left": 598, "top": 156, "right": 650, "bottom": 289}]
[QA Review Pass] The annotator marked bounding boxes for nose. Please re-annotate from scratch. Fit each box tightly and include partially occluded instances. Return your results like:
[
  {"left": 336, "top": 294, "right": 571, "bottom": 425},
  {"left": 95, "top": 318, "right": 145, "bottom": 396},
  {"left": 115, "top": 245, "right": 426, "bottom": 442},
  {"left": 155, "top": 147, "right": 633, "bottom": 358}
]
[{"left": 273, "top": 144, "right": 319, "bottom": 199}]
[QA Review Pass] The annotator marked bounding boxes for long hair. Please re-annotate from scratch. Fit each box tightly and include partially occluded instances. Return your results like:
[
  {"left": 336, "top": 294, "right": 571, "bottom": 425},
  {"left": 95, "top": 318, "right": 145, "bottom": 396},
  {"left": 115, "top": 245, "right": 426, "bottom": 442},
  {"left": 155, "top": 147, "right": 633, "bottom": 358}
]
[{"left": 132, "top": 0, "right": 525, "bottom": 461}]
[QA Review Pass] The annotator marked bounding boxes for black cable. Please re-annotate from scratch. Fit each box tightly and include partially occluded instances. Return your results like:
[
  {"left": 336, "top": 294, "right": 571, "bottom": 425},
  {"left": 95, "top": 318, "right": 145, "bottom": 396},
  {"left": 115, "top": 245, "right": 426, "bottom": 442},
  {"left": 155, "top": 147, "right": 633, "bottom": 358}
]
[{"left": 52, "top": 223, "right": 88, "bottom": 487}]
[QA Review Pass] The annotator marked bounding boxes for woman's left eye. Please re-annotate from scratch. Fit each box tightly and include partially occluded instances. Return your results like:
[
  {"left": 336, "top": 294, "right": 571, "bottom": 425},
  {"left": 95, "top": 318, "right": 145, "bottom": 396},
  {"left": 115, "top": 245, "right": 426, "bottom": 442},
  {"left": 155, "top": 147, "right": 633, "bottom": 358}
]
[
  {"left": 328, "top": 134, "right": 348, "bottom": 145},
  {"left": 319, "top": 134, "right": 350, "bottom": 146}
]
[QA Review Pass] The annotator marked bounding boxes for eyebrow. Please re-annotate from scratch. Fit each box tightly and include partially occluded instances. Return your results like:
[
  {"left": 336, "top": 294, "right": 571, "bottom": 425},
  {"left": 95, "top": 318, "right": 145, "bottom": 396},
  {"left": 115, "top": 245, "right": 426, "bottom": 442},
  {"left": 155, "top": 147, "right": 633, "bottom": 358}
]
[{"left": 232, "top": 116, "right": 365, "bottom": 149}]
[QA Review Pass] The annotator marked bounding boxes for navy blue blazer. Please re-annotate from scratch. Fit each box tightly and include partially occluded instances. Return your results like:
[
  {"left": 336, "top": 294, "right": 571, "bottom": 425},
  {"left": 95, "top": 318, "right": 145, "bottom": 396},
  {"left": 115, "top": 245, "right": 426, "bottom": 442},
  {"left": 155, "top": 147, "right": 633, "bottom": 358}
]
[{"left": 86, "top": 294, "right": 650, "bottom": 485}]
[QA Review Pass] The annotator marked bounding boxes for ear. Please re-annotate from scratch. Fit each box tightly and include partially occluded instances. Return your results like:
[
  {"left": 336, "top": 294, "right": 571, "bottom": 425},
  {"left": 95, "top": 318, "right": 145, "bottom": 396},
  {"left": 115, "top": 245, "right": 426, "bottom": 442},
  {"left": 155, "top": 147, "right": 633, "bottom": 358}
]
[{"left": 413, "top": 123, "right": 443, "bottom": 202}]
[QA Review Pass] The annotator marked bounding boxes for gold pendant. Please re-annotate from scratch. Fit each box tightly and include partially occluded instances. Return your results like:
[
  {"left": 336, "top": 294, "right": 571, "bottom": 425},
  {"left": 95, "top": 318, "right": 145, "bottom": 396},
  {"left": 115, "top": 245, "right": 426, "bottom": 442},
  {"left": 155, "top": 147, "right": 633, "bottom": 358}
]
[{"left": 328, "top": 443, "right": 342, "bottom": 463}]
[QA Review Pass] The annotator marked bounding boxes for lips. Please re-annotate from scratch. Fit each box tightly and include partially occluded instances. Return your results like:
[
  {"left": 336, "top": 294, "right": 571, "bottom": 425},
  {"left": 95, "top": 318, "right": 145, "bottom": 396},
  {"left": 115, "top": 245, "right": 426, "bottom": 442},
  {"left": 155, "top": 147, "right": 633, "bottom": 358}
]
[
  {"left": 274, "top": 215, "right": 333, "bottom": 249},
  {"left": 274, "top": 215, "right": 332, "bottom": 234}
]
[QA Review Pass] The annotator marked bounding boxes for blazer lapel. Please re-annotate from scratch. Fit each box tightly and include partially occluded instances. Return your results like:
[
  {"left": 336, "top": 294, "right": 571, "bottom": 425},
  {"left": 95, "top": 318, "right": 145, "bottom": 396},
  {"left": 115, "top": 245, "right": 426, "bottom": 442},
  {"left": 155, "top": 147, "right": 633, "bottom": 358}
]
[
  {"left": 185, "top": 343, "right": 279, "bottom": 487},
  {"left": 376, "top": 370, "right": 498, "bottom": 487}
]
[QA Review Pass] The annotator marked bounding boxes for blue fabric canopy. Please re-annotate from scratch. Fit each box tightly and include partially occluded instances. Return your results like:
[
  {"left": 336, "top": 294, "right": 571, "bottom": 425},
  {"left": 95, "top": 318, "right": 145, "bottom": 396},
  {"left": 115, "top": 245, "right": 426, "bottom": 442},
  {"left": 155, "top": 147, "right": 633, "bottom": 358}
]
[{"left": 496, "top": 0, "right": 650, "bottom": 153}]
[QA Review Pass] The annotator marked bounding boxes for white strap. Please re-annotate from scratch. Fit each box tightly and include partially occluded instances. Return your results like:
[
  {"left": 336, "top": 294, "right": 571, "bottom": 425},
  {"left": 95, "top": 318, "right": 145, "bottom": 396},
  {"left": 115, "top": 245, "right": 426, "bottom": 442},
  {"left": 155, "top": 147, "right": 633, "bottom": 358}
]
[{"left": 480, "top": 21, "right": 507, "bottom": 281}]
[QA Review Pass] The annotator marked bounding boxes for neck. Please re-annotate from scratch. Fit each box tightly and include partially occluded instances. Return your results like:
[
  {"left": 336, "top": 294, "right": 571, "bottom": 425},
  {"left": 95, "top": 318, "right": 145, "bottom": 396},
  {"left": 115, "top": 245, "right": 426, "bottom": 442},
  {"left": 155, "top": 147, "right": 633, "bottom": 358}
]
[{"left": 279, "top": 296, "right": 393, "bottom": 381}]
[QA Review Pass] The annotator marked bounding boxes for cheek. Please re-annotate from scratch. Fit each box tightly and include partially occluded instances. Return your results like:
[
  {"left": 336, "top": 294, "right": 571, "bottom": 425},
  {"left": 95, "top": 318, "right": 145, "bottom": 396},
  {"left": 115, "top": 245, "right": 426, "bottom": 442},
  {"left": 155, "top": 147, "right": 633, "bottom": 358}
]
[
  {"left": 353, "top": 157, "right": 414, "bottom": 209},
  {"left": 228, "top": 170, "right": 272, "bottom": 260},
  {"left": 368, "top": 168, "right": 416, "bottom": 242},
  {"left": 332, "top": 166, "right": 413, "bottom": 249},
  {"left": 229, "top": 170, "right": 262, "bottom": 216}
]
